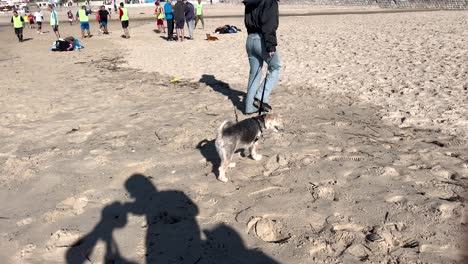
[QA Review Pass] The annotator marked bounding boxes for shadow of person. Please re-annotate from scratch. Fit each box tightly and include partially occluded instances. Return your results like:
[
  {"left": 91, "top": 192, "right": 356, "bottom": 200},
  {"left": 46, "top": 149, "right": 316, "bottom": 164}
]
[
  {"left": 202, "top": 224, "right": 281, "bottom": 264},
  {"left": 124, "top": 174, "right": 202, "bottom": 264},
  {"left": 196, "top": 139, "right": 220, "bottom": 176},
  {"left": 66, "top": 174, "right": 281, "bottom": 264},
  {"left": 65, "top": 201, "right": 137, "bottom": 264},
  {"left": 199, "top": 74, "right": 245, "bottom": 113}
]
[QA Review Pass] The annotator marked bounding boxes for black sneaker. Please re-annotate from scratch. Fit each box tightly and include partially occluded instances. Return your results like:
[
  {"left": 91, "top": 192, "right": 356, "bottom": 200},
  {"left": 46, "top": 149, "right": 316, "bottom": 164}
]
[{"left": 253, "top": 98, "right": 272, "bottom": 112}]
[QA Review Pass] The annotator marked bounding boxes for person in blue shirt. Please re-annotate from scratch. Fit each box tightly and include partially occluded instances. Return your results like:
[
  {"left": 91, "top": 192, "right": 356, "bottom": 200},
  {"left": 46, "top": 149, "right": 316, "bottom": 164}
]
[
  {"left": 48, "top": 4, "right": 60, "bottom": 39},
  {"left": 164, "top": 0, "right": 174, "bottom": 41}
]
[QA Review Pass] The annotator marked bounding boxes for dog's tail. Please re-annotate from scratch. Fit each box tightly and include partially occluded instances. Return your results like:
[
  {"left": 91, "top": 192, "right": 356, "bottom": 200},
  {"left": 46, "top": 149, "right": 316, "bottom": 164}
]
[{"left": 216, "top": 120, "right": 232, "bottom": 138}]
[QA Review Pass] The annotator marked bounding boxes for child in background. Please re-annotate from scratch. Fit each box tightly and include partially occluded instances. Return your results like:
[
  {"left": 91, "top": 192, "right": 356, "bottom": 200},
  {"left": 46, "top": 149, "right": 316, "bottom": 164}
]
[
  {"left": 154, "top": 2, "right": 165, "bottom": 33},
  {"left": 27, "top": 13, "right": 35, "bottom": 28},
  {"left": 96, "top": 9, "right": 102, "bottom": 33},
  {"left": 23, "top": 14, "right": 29, "bottom": 26},
  {"left": 67, "top": 10, "right": 74, "bottom": 25}
]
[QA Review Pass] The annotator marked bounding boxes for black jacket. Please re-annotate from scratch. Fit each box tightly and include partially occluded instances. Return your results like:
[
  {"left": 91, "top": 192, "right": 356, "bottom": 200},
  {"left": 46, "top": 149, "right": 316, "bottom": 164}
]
[
  {"left": 173, "top": 1, "right": 189, "bottom": 22},
  {"left": 243, "top": 0, "right": 279, "bottom": 52}
]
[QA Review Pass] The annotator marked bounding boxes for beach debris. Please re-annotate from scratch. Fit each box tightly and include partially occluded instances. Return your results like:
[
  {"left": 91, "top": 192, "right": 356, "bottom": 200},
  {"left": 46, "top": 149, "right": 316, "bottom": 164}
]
[
  {"left": 401, "top": 239, "right": 419, "bottom": 249},
  {"left": 365, "top": 233, "right": 383, "bottom": 242},
  {"left": 419, "top": 244, "right": 451, "bottom": 253},
  {"left": 170, "top": 77, "right": 180, "bottom": 83},
  {"left": 66, "top": 126, "right": 80, "bottom": 134}
]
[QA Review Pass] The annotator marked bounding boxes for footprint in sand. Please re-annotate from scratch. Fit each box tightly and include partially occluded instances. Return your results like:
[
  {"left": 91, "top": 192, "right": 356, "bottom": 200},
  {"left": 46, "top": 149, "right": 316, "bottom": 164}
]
[
  {"left": 316, "top": 104, "right": 329, "bottom": 109},
  {"left": 16, "top": 217, "right": 34, "bottom": 227},
  {"left": 436, "top": 202, "right": 462, "bottom": 219},
  {"left": 327, "top": 155, "right": 367, "bottom": 162},
  {"left": 346, "top": 244, "right": 370, "bottom": 261},
  {"left": 46, "top": 229, "right": 81, "bottom": 251},
  {"left": 15, "top": 243, "right": 36, "bottom": 260},
  {"left": 247, "top": 217, "right": 290, "bottom": 243},
  {"left": 333, "top": 121, "right": 352, "bottom": 127},
  {"left": 430, "top": 165, "right": 458, "bottom": 180},
  {"left": 309, "top": 241, "right": 333, "bottom": 257},
  {"left": 308, "top": 182, "right": 337, "bottom": 202},
  {"left": 385, "top": 195, "right": 408, "bottom": 205},
  {"left": 358, "top": 166, "right": 400, "bottom": 178},
  {"left": 42, "top": 195, "right": 90, "bottom": 223}
]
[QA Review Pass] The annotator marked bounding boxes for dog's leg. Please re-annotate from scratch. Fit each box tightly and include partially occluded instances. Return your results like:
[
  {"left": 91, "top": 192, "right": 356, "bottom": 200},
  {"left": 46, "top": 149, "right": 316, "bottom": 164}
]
[
  {"left": 218, "top": 157, "right": 229, "bottom": 182},
  {"left": 218, "top": 150, "right": 229, "bottom": 182},
  {"left": 216, "top": 138, "right": 229, "bottom": 182},
  {"left": 218, "top": 145, "right": 232, "bottom": 182},
  {"left": 250, "top": 142, "right": 263, "bottom": 161}
]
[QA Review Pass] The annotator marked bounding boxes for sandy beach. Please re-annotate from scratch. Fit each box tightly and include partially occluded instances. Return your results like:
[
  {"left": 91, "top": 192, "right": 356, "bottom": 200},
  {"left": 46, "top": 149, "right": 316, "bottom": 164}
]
[{"left": 0, "top": 6, "right": 467, "bottom": 264}]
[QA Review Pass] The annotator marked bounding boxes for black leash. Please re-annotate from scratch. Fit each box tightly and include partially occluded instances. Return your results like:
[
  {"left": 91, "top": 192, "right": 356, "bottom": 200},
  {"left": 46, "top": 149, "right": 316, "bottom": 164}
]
[{"left": 258, "top": 75, "right": 267, "bottom": 116}]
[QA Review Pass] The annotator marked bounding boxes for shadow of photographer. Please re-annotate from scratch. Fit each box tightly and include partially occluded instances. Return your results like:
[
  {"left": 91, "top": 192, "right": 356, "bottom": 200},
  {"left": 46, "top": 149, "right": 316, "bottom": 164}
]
[{"left": 66, "top": 173, "right": 279, "bottom": 264}]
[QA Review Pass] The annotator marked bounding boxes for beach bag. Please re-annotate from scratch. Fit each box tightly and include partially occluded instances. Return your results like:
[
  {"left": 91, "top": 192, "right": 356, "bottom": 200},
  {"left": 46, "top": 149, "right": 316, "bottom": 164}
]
[{"left": 215, "top": 25, "right": 241, "bottom": 34}]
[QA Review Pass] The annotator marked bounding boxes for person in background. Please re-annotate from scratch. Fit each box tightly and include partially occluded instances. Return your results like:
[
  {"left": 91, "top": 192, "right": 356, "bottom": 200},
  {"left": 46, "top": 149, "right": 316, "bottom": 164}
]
[
  {"left": 23, "top": 14, "right": 28, "bottom": 23},
  {"left": 34, "top": 9, "right": 43, "bottom": 34},
  {"left": 98, "top": 5, "right": 110, "bottom": 34},
  {"left": 11, "top": 11, "right": 24, "bottom": 42},
  {"left": 164, "top": 0, "right": 174, "bottom": 41},
  {"left": 154, "top": 1, "right": 165, "bottom": 33},
  {"left": 27, "top": 13, "right": 35, "bottom": 28},
  {"left": 76, "top": 5, "right": 92, "bottom": 38},
  {"left": 194, "top": 0, "right": 204, "bottom": 29},
  {"left": 67, "top": 10, "right": 74, "bottom": 25},
  {"left": 48, "top": 4, "right": 60, "bottom": 39},
  {"left": 243, "top": 0, "right": 281, "bottom": 114},
  {"left": 96, "top": 8, "right": 102, "bottom": 33},
  {"left": 173, "top": 0, "right": 188, "bottom": 42},
  {"left": 184, "top": 0, "right": 195, "bottom": 40},
  {"left": 119, "top": 2, "right": 130, "bottom": 39}
]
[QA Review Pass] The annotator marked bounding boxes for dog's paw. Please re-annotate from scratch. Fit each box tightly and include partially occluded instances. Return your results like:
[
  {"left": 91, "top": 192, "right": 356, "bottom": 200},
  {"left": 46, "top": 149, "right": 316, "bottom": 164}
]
[
  {"left": 217, "top": 174, "right": 229, "bottom": 182},
  {"left": 252, "top": 154, "right": 263, "bottom": 161},
  {"left": 228, "top": 162, "right": 236, "bottom": 168}
]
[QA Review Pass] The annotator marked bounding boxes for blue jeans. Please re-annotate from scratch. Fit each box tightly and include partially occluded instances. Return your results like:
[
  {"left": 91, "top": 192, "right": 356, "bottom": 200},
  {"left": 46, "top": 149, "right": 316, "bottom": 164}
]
[
  {"left": 245, "top": 33, "right": 281, "bottom": 114},
  {"left": 186, "top": 19, "right": 195, "bottom": 39}
]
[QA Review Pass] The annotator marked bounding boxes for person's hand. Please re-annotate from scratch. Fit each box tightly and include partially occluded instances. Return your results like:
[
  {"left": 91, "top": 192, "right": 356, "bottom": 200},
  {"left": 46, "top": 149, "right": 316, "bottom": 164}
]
[{"left": 268, "top": 51, "right": 275, "bottom": 58}]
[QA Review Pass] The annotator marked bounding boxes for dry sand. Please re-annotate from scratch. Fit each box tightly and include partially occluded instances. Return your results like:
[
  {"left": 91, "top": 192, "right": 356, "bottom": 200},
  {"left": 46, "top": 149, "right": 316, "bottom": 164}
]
[{"left": 0, "top": 8, "right": 467, "bottom": 264}]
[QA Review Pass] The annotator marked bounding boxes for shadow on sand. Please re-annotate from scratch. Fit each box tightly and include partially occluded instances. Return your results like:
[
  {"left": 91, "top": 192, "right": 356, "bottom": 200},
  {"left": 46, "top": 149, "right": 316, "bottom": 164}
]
[
  {"left": 66, "top": 173, "right": 279, "bottom": 264},
  {"left": 199, "top": 74, "right": 245, "bottom": 113},
  {"left": 196, "top": 139, "right": 220, "bottom": 177}
]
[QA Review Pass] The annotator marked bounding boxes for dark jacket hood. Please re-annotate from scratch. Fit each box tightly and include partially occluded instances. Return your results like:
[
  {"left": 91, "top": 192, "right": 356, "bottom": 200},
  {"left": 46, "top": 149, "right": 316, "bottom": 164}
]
[{"left": 243, "top": 0, "right": 262, "bottom": 8}]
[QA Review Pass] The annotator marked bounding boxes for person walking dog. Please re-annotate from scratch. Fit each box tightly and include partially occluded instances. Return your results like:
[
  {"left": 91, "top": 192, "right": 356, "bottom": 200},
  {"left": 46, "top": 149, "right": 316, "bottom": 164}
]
[{"left": 243, "top": 0, "right": 281, "bottom": 114}]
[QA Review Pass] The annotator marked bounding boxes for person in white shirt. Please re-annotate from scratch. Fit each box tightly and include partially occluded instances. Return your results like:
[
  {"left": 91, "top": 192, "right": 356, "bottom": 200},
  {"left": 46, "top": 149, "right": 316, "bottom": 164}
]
[{"left": 34, "top": 10, "right": 43, "bottom": 34}]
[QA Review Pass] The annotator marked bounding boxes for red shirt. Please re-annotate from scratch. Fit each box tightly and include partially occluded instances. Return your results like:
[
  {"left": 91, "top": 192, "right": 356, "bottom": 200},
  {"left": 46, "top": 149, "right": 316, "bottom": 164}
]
[{"left": 119, "top": 8, "right": 123, "bottom": 20}]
